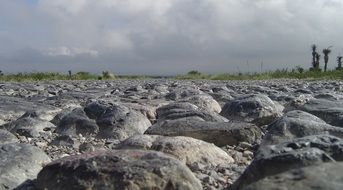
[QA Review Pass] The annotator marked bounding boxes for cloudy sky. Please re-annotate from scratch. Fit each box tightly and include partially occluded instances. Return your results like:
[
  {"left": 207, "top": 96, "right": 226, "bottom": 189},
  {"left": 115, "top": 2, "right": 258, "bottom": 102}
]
[{"left": 0, "top": 0, "right": 343, "bottom": 75}]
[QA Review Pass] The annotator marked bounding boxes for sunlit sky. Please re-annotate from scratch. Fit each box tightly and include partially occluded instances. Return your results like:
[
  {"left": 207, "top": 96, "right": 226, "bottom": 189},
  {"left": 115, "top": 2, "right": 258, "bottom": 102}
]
[{"left": 1, "top": 0, "right": 343, "bottom": 75}]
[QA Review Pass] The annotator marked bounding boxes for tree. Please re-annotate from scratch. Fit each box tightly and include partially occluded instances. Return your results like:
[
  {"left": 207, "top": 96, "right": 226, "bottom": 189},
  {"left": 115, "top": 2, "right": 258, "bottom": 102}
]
[
  {"left": 311, "top": 44, "right": 317, "bottom": 68},
  {"left": 337, "top": 56, "right": 343, "bottom": 70},
  {"left": 323, "top": 47, "right": 332, "bottom": 72}
]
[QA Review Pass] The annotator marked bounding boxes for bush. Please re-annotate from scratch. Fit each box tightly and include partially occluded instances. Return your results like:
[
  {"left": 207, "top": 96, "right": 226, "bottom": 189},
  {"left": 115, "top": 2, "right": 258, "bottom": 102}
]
[
  {"left": 101, "top": 71, "right": 116, "bottom": 80},
  {"left": 187, "top": 70, "right": 202, "bottom": 75}
]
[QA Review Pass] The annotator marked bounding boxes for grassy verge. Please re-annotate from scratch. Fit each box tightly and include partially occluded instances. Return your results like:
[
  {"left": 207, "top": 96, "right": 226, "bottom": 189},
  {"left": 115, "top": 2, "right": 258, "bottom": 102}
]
[
  {"left": 2, "top": 69, "right": 343, "bottom": 82},
  {"left": 176, "top": 69, "right": 343, "bottom": 80}
]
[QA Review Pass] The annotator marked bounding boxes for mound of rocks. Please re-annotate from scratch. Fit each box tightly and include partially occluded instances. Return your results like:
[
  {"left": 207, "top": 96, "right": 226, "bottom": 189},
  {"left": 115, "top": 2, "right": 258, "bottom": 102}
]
[{"left": 0, "top": 79, "right": 342, "bottom": 189}]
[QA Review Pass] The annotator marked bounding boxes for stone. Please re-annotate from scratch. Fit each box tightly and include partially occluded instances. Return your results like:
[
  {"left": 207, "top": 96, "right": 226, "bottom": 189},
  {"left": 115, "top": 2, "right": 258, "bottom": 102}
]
[
  {"left": 220, "top": 94, "right": 284, "bottom": 125},
  {"left": 0, "top": 111, "right": 56, "bottom": 138},
  {"left": 156, "top": 102, "right": 228, "bottom": 122},
  {"left": 165, "top": 88, "right": 204, "bottom": 101},
  {"left": 36, "top": 149, "right": 202, "bottom": 190},
  {"left": 181, "top": 94, "right": 222, "bottom": 113},
  {"left": 96, "top": 104, "right": 151, "bottom": 140},
  {"left": 55, "top": 108, "right": 99, "bottom": 137},
  {"left": 262, "top": 110, "right": 343, "bottom": 145},
  {"left": 242, "top": 162, "right": 343, "bottom": 190},
  {"left": 84, "top": 101, "right": 108, "bottom": 120},
  {"left": 116, "top": 135, "right": 234, "bottom": 167},
  {"left": 231, "top": 134, "right": 343, "bottom": 190},
  {"left": 0, "top": 143, "right": 50, "bottom": 190},
  {"left": 0, "top": 129, "right": 18, "bottom": 144},
  {"left": 145, "top": 119, "right": 262, "bottom": 146},
  {"left": 299, "top": 98, "right": 343, "bottom": 127}
]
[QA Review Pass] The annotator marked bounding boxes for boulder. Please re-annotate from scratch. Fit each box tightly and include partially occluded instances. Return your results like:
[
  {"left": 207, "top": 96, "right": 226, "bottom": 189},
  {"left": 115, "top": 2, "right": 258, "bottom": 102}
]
[
  {"left": 0, "top": 143, "right": 50, "bottom": 190},
  {"left": 0, "top": 129, "right": 18, "bottom": 144},
  {"left": 145, "top": 119, "right": 262, "bottom": 146},
  {"left": 116, "top": 135, "right": 234, "bottom": 167},
  {"left": 180, "top": 94, "right": 222, "bottom": 113},
  {"left": 156, "top": 102, "right": 227, "bottom": 122},
  {"left": 262, "top": 110, "right": 343, "bottom": 145},
  {"left": 299, "top": 98, "right": 343, "bottom": 127},
  {"left": 220, "top": 94, "right": 283, "bottom": 125},
  {"left": 242, "top": 162, "right": 343, "bottom": 190},
  {"left": 96, "top": 104, "right": 151, "bottom": 140},
  {"left": 0, "top": 111, "right": 56, "bottom": 138},
  {"left": 55, "top": 108, "right": 98, "bottom": 137},
  {"left": 36, "top": 149, "right": 202, "bottom": 190},
  {"left": 231, "top": 134, "right": 343, "bottom": 190}
]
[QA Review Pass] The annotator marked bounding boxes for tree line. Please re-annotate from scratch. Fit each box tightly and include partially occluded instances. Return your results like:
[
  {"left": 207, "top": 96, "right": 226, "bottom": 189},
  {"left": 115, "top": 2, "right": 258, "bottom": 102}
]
[{"left": 310, "top": 44, "right": 342, "bottom": 71}]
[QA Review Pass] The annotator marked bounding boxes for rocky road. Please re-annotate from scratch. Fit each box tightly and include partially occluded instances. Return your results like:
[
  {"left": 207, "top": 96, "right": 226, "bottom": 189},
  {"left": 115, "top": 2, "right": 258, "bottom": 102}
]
[{"left": 1, "top": 79, "right": 343, "bottom": 190}]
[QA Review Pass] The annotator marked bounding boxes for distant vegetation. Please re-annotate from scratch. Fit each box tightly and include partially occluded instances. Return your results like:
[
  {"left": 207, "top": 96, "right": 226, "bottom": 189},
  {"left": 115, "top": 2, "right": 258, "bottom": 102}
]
[{"left": 1, "top": 44, "right": 343, "bottom": 81}]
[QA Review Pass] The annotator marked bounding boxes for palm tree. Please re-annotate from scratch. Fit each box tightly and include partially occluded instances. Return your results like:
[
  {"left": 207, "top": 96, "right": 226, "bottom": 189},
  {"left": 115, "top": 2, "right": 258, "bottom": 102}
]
[
  {"left": 337, "top": 56, "right": 343, "bottom": 70},
  {"left": 315, "top": 52, "right": 321, "bottom": 70},
  {"left": 323, "top": 46, "right": 332, "bottom": 72},
  {"left": 311, "top": 44, "right": 317, "bottom": 68}
]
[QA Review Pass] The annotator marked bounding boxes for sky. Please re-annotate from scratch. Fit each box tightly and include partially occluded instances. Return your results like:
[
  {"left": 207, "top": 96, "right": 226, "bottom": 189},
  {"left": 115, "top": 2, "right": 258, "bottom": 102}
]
[{"left": 0, "top": 0, "right": 343, "bottom": 75}]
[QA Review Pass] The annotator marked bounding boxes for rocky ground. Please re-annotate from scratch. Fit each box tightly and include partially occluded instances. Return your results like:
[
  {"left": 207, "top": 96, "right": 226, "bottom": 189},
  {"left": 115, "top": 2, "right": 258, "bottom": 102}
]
[{"left": 0, "top": 79, "right": 343, "bottom": 190}]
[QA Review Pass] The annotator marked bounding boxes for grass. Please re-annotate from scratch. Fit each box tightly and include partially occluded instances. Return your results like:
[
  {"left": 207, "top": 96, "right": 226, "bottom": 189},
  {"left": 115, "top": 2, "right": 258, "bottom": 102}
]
[
  {"left": 2, "top": 68, "right": 343, "bottom": 82},
  {"left": 175, "top": 69, "right": 343, "bottom": 80}
]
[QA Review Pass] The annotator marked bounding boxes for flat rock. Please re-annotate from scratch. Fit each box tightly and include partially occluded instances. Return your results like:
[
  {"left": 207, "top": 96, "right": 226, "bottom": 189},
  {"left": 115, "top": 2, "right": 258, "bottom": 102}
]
[
  {"left": 156, "top": 102, "right": 228, "bottom": 122},
  {"left": 36, "top": 149, "right": 202, "bottom": 190},
  {"left": 0, "top": 143, "right": 50, "bottom": 190},
  {"left": 242, "top": 162, "right": 343, "bottom": 190},
  {"left": 0, "top": 129, "right": 18, "bottom": 144},
  {"left": 0, "top": 95, "right": 60, "bottom": 123},
  {"left": 220, "top": 94, "right": 284, "bottom": 125},
  {"left": 145, "top": 119, "right": 262, "bottom": 146},
  {"left": 116, "top": 135, "right": 234, "bottom": 167}
]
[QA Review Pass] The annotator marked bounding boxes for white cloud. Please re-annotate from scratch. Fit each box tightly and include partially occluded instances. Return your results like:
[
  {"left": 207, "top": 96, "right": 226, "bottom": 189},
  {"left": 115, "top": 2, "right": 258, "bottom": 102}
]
[{"left": 43, "top": 47, "right": 98, "bottom": 57}]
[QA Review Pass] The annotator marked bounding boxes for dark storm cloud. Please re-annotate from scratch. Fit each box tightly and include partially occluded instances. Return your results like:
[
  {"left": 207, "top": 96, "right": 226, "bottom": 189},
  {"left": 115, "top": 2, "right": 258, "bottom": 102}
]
[{"left": 0, "top": 0, "right": 343, "bottom": 74}]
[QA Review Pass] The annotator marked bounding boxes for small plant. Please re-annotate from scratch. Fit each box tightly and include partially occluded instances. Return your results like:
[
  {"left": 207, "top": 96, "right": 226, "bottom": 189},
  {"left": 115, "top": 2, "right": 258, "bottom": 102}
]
[
  {"left": 187, "top": 70, "right": 202, "bottom": 75},
  {"left": 101, "top": 71, "right": 116, "bottom": 80},
  {"left": 296, "top": 66, "right": 304, "bottom": 73}
]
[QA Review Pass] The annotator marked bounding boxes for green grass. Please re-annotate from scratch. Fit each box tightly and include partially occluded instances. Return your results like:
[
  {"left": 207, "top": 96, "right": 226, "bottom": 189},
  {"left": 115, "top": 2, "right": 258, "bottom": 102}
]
[
  {"left": 0, "top": 72, "right": 100, "bottom": 82},
  {"left": 2, "top": 68, "right": 343, "bottom": 82},
  {"left": 175, "top": 69, "right": 343, "bottom": 80}
]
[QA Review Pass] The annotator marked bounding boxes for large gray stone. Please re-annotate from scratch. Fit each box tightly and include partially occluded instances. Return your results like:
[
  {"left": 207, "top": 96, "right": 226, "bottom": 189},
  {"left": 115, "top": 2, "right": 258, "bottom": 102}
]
[
  {"left": 242, "top": 162, "right": 343, "bottom": 190},
  {"left": 0, "top": 111, "right": 56, "bottom": 138},
  {"left": 0, "top": 129, "right": 18, "bottom": 144},
  {"left": 84, "top": 101, "right": 109, "bottom": 120},
  {"left": 0, "top": 143, "right": 50, "bottom": 190},
  {"left": 96, "top": 104, "right": 151, "bottom": 140},
  {"left": 156, "top": 102, "right": 228, "bottom": 122},
  {"left": 220, "top": 94, "right": 283, "bottom": 125},
  {"left": 299, "top": 98, "right": 343, "bottom": 127},
  {"left": 262, "top": 110, "right": 343, "bottom": 145},
  {"left": 55, "top": 108, "right": 99, "bottom": 137},
  {"left": 145, "top": 119, "right": 262, "bottom": 146},
  {"left": 231, "top": 134, "right": 343, "bottom": 190},
  {"left": 36, "top": 149, "right": 202, "bottom": 190},
  {"left": 180, "top": 94, "right": 222, "bottom": 113},
  {"left": 116, "top": 135, "right": 234, "bottom": 167}
]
